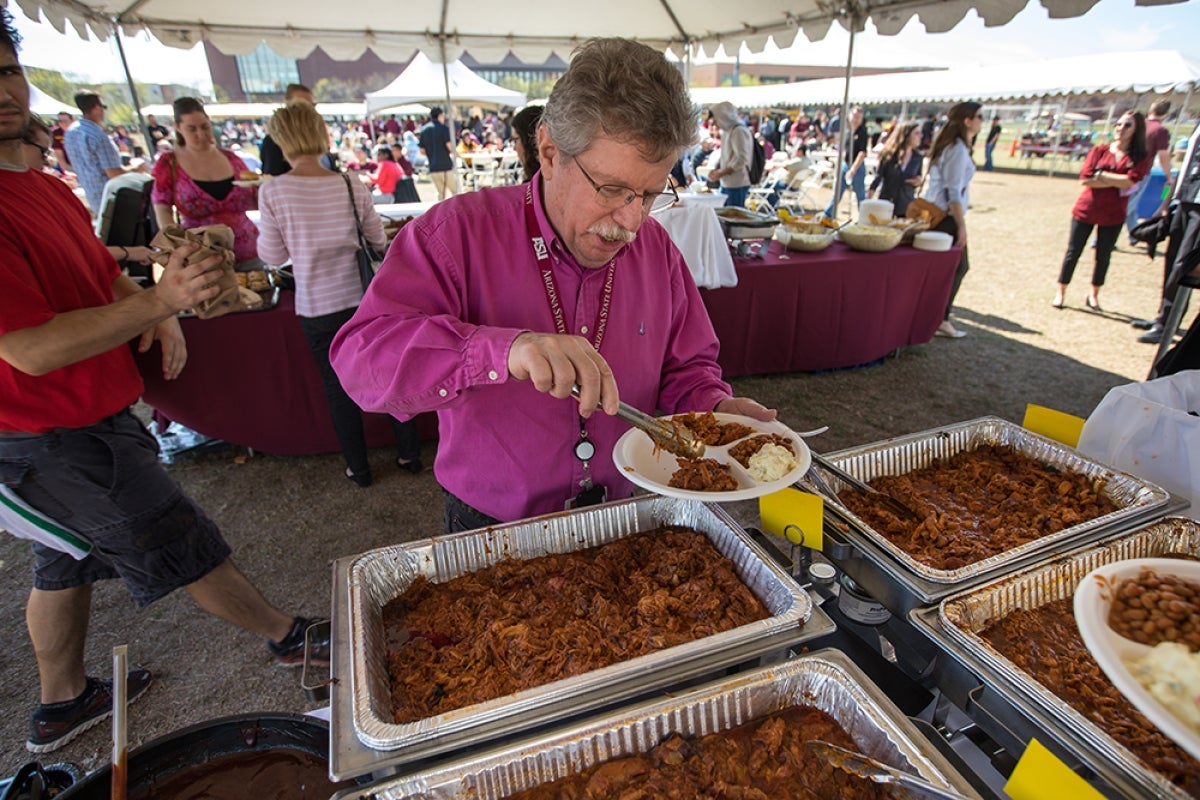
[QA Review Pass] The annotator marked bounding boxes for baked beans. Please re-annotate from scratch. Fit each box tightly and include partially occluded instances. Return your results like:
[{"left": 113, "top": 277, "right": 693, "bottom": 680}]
[{"left": 1107, "top": 568, "right": 1200, "bottom": 652}]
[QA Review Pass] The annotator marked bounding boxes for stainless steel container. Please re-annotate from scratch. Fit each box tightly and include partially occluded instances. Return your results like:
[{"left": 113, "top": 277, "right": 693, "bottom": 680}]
[
  {"left": 916, "top": 517, "right": 1200, "bottom": 800},
  {"left": 714, "top": 206, "right": 779, "bottom": 241},
  {"left": 334, "top": 649, "right": 981, "bottom": 800},
  {"left": 329, "top": 496, "right": 834, "bottom": 779},
  {"left": 807, "top": 416, "right": 1173, "bottom": 614}
]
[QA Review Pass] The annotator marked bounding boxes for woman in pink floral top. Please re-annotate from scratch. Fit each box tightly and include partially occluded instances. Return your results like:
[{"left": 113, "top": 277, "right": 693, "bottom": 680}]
[{"left": 151, "top": 97, "right": 259, "bottom": 263}]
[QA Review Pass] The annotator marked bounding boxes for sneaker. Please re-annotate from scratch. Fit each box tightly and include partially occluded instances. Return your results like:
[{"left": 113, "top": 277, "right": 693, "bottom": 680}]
[
  {"left": 27, "top": 669, "right": 153, "bottom": 754},
  {"left": 1138, "top": 327, "right": 1165, "bottom": 344},
  {"left": 269, "top": 616, "right": 330, "bottom": 669},
  {"left": 1130, "top": 319, "right": 1157, "bottom": 330}
]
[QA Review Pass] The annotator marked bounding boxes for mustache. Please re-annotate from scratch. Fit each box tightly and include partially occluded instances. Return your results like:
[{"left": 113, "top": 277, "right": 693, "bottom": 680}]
[{"left": 587, "top": 222, "right": 636, "bottom": 244}]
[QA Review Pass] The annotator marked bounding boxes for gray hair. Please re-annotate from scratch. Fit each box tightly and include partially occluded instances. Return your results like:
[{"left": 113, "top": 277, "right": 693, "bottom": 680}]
[{"left": 541, "top": 38, "right": 697, "bottom": 163}]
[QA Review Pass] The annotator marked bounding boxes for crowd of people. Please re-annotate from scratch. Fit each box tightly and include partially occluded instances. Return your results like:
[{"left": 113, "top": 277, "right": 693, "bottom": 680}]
[{"left": 4, "top": 0, "right": 1196, "bottom": 763}]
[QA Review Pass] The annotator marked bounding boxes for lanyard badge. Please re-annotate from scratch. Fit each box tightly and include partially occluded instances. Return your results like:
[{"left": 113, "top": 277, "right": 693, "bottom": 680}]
[{"left": 524, "top": 186, "right": 614, "bottom": 511}]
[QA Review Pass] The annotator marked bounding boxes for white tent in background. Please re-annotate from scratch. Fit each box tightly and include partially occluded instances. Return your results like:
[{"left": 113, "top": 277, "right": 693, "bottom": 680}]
[
  {"left": 365, "top": 52, "right": 526, "bottom": 114},
  {"left": 690, "top": 50, "right": 1200, "bottom": 108},
  {"left": 30, "top": 84, "right": 75, "bottom": 116},
  {"left": 139, "top": 101, "right": 430, "bottom": 120}
]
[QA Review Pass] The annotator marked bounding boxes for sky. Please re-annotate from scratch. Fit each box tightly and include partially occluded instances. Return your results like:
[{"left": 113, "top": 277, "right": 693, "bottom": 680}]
[{"left": 8, "top": 0, "right": 1200, "bottom": 100}]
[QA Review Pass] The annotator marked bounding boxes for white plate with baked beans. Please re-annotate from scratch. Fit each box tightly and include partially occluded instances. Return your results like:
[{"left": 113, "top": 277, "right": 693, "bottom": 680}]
[{"left": 1074, "top": 557, "right": 1200, "bottom": 760}]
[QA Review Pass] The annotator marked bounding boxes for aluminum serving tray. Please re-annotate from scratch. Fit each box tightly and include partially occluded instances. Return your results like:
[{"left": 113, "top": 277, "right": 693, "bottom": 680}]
[
  {"left": 936, "top": 517, "right": 1200, "bottom": 800},
  {"left": 334, "top": 649, "right": 980, "bottom": 800},
  {"left": 808, "top": 416, "right": 1172, "bottom": 612},
  {"left": 342, "top": 496, "right": 823, "bottom": 762}
]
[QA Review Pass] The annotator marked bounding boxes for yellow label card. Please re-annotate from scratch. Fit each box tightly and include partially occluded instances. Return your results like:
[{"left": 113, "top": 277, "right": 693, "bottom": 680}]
[
  {"left": 758, "top": 487, "right": 823, "bottom": 550},
  {"left": 1023, "top": 404, "right": 1085, "bottom": 448},
  {"left": 1005, "top": 739, "right": 1105, "bottom": 800}
]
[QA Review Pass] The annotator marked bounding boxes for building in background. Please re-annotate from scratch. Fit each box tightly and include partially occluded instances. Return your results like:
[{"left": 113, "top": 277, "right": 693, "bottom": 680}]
[{"left": 203, "top": 43, "right": 567, "bottom": 103}]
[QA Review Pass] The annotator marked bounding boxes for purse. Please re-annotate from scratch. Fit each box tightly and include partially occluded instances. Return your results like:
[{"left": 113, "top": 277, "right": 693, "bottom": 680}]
[
  {"left": 343, "top": 173, "right": 383, "bottom": 292},
  {"left": 905, "top": 167, "right": 948, "bottom": 229},
  {"left": 905, "top": 196, "right": 947, "bottom": 229}
]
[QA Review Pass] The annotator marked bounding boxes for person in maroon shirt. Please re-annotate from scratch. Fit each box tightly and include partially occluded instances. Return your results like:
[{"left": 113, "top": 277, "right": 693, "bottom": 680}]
[
  {"left": 1128, "top": 100, "right": 1173, "bottom": 241},
  {"left": 49, "top": 110, "right": 71, "bottom": 170},
  {"left": 1052, "top": 111, "right": 1150, "bottom": 311}
]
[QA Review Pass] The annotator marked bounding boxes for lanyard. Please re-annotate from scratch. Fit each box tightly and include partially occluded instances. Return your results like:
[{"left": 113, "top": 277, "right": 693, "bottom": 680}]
[
  {"left": 522, "top": 185, "right": 617, "bottom": 489},
  {"left": 522, "top": 185, "right": 615, "bottom": 352}
]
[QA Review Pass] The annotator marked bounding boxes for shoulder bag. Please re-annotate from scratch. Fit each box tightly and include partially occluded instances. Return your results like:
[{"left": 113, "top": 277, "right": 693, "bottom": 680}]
[
  {"left": 343, "top": 173, "right": 383, "bottom": 292},
  {"left": 904, "top": 155, "right": 948, "bottom": 228}
]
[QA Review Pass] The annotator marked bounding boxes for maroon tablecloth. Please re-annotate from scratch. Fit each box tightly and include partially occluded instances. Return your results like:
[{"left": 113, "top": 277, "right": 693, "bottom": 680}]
[
  {"left": 134, "top": 291, "right": 435, "bottom": 455},
  {"left": 701, "top": 240, "right": 961, "bottom": 377}
]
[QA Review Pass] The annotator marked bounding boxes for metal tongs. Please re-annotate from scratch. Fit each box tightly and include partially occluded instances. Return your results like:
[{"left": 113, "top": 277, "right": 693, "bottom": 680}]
[
  {"left": 570, "top": 386, "right": 705, "bottom": 460},
  {"left": 806, "top": 741, "right": 969, "bottom": 800},
  {"left": 808, "top": 451, "right": 922, "bottom": 522}
]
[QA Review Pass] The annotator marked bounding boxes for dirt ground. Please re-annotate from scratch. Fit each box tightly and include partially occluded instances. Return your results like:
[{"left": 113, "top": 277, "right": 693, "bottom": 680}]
[{"left": 0, "top": 166, "right": 1191, "bottom": 779}]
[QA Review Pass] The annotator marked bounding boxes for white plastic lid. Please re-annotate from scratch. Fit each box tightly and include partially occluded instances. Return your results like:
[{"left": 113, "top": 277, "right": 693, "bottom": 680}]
[{"left": 808, "top": 562, "right": 837, "bottom": 583}]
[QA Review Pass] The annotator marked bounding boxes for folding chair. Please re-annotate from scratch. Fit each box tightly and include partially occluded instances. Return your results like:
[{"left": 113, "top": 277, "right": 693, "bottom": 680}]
[{"left": 96, "top": 173, "right": 156, "bottom": 284}]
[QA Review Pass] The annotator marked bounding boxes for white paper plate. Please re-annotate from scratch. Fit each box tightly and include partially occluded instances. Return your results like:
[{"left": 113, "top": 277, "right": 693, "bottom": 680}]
[
  {"left": 612, "top": 412, "right": 811, "bottom": 502},
  {"left": 1074, "top": 557, "right": 1200, "bottom": 760}
]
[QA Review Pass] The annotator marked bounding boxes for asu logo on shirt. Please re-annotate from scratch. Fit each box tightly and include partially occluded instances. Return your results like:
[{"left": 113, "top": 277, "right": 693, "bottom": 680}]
[{"left": 531, "top": 236, "right": 548, "bottom": 261}]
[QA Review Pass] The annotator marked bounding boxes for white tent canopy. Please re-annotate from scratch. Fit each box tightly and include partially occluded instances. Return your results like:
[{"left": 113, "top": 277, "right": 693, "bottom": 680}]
[
  {"left": 30, "top": 83, "right": 74, "bottom": 116},
  {"left": 10, "top": 0, "right": 1187, "bottom": 65},
  {"left": 365, "top": 52, "right": 525, "bottom": 113},
  {"left": 690, "top": 49, "right": 1200, "bottom": 108}
]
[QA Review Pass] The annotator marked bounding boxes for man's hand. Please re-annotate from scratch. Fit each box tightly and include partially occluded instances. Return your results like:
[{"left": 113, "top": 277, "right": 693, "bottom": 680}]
[
  {"left": 507, "top": 332, "right": 618, "bottom": 417},
  {"left": 136, "top": 316, "right": 188, "bottom": 380},
  {"left": 716, "top": 396, "right": 776, "bottom": 422},
  {"left": 150, "top": 243, "right": 226, "bottom": 315}
]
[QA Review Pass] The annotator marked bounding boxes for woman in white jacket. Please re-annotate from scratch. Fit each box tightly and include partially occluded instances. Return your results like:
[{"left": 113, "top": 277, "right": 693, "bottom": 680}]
[{"left": 922, "top": 102, "right": 984, "bottom": 339}]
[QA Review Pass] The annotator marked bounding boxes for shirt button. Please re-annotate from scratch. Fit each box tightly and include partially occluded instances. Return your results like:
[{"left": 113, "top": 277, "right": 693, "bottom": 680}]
[
  {"left": 438, "top": 388, "right": 448, "bottom": 397},
  {"left": 487, "top": 370, "right": 498, "bottom": 381},
  {"left": 580, "top": 325, "right": 589, "bottom": 335}
]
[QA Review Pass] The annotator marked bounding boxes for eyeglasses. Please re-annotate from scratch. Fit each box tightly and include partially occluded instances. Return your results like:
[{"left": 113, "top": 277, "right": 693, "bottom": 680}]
[
  {"left": 22, "top": 140, "right": 51, "bottom": 161},
  {"left": 574, "top": 158, "right": 678, "bottom": 214}
]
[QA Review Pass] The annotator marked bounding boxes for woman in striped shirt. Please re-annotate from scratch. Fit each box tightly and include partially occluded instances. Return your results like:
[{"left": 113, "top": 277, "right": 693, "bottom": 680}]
[{"left": 257, "top": 102, "right": 422, "bottom": 487}]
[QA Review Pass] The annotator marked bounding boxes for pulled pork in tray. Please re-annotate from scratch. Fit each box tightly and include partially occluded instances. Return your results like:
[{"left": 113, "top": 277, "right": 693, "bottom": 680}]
[
  {"left": 668, "top": 457, "right": 739, "bottom": 492},
  {"left": 980, "top": 599, "right": 1200, "bottom": 796},
  {"left": 506, "top": 705, "right": 891, "bottom": 800},
  {"left": 670, "top": 411, "right": 754, "bottom": 446},
  {"left": 728, "top": 433, "right": 794, "bottom": 468},
  {"left": 839, "top": 444, "right": 1117, "bottom": 571},
  {"left": 383, "top": 527, "right": 769, "bottom": 723}
]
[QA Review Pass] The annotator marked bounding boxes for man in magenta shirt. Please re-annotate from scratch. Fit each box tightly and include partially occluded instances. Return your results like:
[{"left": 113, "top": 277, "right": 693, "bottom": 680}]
[{"left": 331, "top": 38, "right": 773, "bottom": 529}]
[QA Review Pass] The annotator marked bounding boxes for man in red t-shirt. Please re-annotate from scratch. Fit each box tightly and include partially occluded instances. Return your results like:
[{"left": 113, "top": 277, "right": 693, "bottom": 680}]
[
  {"left": 1128, "top": 100, "right": 1174, "bottom": 241},
  {"left": 0, "top": 14, "right": 328, "bottom": 755}
]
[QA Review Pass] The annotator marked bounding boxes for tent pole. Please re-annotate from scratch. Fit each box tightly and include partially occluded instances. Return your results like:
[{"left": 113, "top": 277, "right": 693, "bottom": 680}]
[
  {"left": 1048, "top": 95, "right": 1069, "bottom": 178},
  {"left": 1175, "top": 84, "right": 1194, "bottom": 145},
  {"left": 439, "top": 38, "right": 460, "bottom": 196},
  {"left": 111, "top": 19, "right": 148, "bottom": 161},
  {"left": 832, "top": 7, "right": 858, "bottom": 221}
]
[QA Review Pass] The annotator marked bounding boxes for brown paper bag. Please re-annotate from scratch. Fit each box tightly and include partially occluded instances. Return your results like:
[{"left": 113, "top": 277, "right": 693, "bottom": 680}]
[{"left": 150, "top": 224, "right": 246, "bottom": 319}]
